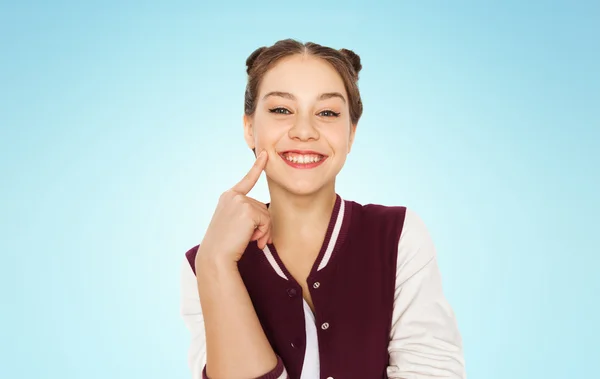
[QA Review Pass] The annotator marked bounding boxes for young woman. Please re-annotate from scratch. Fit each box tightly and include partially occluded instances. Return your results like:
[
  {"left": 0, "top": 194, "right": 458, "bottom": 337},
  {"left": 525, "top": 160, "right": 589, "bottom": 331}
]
[{"left": 180, "top": 39, "right": 466, "bottom": 379}]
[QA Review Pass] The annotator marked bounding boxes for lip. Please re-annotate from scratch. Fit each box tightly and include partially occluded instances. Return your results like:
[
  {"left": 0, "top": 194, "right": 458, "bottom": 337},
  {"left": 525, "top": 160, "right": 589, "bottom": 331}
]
[
  {"left": 278, "top": 150, "right": 328, "bottom": 170},
  {"left": 280, "top": 150, "right": 327, "bottom": 156}
]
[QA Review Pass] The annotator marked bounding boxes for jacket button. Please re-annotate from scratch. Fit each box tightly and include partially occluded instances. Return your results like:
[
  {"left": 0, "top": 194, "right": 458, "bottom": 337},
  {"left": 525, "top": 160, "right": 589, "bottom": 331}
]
[
  {"left": 313, "top": 281, "right": 320, "bottom": 289},
  {"left": 287, "top": 288, "right": 297, "bottom": 297},
  {"left": 321, "top": 322, "right": 330, "bottom": 330}
]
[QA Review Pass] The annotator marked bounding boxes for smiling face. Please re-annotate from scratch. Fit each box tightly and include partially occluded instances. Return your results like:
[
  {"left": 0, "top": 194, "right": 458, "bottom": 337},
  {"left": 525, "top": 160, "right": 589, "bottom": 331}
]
[{"left": 244, "top": 54, "right": 357, "bottom": 196}]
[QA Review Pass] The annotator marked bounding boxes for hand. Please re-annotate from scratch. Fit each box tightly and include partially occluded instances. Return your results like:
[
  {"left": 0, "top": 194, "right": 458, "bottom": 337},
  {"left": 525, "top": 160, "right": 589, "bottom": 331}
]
[{"left": 197, "top": 151, "right": 271, "bottom": 265}]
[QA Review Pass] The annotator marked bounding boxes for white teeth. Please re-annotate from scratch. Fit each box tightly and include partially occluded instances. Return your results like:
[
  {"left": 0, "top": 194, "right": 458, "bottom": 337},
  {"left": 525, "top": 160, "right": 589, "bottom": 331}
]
[{"left": 285, "top": 154, "right": 322, "bottom": 164}]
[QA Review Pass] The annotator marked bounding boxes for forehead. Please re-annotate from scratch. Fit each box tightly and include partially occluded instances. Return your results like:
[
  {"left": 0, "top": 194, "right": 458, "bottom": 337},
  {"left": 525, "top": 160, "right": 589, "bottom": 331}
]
[{"left": 259, "top": 54, "right": 347, "bottom": 99}]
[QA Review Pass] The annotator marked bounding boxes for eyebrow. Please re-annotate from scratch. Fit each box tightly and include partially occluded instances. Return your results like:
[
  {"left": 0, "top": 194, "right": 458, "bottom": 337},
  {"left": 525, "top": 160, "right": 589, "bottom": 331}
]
[{"left": 262, "top": 91, "right": 346, "bottom": 104}]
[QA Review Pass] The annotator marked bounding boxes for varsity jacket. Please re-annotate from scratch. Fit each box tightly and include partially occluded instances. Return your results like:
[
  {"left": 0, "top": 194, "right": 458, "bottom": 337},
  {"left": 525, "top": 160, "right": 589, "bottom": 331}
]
[{"left": 180, "top": 195, "right": 466, "bottom": 378}]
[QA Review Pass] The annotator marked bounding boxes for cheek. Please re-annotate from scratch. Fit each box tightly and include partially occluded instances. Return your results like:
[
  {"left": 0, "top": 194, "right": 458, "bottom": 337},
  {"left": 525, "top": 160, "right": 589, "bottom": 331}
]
[
  {"left": 323, "top": 128, "right": 352, "bottom": 154},
  {"left": 252, "top": 120, "right": 285, "bottom": 147}
]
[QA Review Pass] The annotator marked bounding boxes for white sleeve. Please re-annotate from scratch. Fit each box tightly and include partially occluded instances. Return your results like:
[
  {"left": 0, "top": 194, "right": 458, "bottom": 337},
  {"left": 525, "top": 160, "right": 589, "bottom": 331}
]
[
  {"left": 387, "top": 208, "right": 466, "bottom": 378},
  {"left": 180, "top": 257, "right": 207, "bottom": 379}
]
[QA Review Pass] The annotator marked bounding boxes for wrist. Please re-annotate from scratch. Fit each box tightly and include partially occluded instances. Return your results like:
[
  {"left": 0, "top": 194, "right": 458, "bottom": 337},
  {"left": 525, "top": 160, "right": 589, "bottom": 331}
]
[
  {"left": 195, "top": 253, "right": 244, "bottom": 302},
  {"left": 195, "top": 249, "right": 239, "bottom": 278}
]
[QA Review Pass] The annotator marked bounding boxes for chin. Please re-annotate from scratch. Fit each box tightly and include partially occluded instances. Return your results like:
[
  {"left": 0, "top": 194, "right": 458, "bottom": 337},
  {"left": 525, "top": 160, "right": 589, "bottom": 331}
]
[
  {"left": 265, "top": 159, "right": 341, "bottom": 196},
  {"left": 269, "top": 175, "right": 332, "bottom": 197}
]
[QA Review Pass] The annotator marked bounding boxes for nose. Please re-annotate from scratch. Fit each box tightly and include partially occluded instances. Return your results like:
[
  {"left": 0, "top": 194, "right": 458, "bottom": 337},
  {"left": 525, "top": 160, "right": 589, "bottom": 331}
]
[{"left": 288, "top": 113, "right": 319, "bottom": 141}]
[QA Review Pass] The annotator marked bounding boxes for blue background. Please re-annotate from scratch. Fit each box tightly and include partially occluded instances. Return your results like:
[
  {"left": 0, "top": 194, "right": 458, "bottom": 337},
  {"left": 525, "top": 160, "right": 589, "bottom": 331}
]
[{"left": 1, "top": 1, "right": 598, "bottom": 378}]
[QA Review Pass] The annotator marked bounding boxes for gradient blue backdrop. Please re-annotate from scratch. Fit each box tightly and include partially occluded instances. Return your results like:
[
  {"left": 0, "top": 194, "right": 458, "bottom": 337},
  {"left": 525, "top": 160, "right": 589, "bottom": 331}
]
[{"left": 1, "top": 1, "right": 598, "bottom": 378}]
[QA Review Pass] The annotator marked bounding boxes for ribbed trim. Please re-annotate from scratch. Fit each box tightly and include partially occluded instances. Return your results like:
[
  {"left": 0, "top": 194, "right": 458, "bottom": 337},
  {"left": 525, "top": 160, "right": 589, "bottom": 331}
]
[
  {"left": 202, "top": 355, "right": 287, "bottom": 379},
  {"left": 265, "top": 194, "right": 346, "bottom": 281}
]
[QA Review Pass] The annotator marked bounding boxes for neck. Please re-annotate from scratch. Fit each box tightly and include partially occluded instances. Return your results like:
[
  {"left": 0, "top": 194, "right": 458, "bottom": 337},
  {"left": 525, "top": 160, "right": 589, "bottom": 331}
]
[{"left": 267, "top": 180, "right": 337, "bottom": 246}]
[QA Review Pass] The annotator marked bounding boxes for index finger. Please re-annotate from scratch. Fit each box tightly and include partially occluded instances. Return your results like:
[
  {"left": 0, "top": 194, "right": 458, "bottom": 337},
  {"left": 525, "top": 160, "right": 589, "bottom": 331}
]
[{"left": 231, "top": 151, "right": 268, "bottom": 194}]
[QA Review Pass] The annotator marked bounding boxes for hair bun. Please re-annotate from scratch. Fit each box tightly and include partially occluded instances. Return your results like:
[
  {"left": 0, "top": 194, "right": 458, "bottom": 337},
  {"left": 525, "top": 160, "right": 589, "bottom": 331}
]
[
  {"left": 339, "top": 48, "right": 362, "bottom": 75},
  {"left": 246, "top": 46, "right": 267, "bottom": 74}
]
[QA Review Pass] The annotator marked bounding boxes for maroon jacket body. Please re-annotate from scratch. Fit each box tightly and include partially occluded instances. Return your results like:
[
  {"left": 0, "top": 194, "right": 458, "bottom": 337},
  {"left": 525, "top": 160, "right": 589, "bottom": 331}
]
[{"left": 185, "top": 195, "right": 406, "bottom": 378}]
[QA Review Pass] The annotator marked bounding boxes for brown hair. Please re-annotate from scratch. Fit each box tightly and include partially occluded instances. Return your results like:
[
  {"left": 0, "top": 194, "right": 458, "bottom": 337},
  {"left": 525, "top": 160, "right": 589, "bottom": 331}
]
[{"left": 244, "top": 38, "right": 363, "bottom": 126}]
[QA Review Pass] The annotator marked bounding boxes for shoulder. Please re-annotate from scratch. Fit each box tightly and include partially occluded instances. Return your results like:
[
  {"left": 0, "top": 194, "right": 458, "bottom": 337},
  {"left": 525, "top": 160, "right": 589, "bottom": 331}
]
[
  {"left": 396, "top": 207, "right": 437, "bottom": 285},
  {"left": 355, "top": 200, "right": 407, "bottom": 220},
  {"left": 399, "top": 208, "right": 435, "bottom": 250},
  {"left": 350, "top": 199, "right": 423, "bottom": 227},
  {"left": 348, "top": 199, "right": 408, "bottom": 234},
  {"left": 348, "top": 199, "right": 436, "bottom": 282},
  {"left": 351, "top": 199, "right": 433, "bottom": 254}
]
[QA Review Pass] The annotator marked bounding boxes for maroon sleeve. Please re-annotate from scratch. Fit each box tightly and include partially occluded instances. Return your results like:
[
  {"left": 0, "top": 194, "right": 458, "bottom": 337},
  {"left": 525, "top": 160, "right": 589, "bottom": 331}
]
[{"left": 202, "top": 355, "right": 287, "bottom": 379}]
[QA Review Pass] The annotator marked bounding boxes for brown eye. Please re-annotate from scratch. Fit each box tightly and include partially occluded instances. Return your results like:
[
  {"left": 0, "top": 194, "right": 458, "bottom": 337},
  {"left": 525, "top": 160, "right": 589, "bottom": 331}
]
[
  {"left": 269, "top": 107, "right": 291, "bottom": 115},
  {"left": 319, "top": 110, "right": 340, "bottom": 117}
]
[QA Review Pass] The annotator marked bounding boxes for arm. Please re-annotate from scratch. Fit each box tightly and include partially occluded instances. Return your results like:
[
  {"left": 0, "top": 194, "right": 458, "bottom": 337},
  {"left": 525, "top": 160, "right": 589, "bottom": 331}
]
[
  {"left": 181, "top": 152, "right": 288, "bottom": 378},
  {"left": 386, "top": 209, "right": 466, "bottom": 379},
  {"left": 180, "top": 253, "right": 287, "bottom": 379},
  {"left": 197, "top": 252, "right": 286, "bottom": 378}
]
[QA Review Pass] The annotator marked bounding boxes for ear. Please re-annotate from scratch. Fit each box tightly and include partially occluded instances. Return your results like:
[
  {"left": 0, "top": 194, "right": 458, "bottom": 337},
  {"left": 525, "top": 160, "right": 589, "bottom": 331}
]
[
  {"left": 243, "top": 114, "right": 255, "bottom": 150},
  {"left": 348, "top": 123, "right": 358, "bottom": 153}
]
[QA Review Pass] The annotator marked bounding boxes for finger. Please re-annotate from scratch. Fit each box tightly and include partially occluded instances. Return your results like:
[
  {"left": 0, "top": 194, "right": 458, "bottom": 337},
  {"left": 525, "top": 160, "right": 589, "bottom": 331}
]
[
  {"left": 257, "top": 231, "right": 271, "bottom": 250},
  {"left": 245, "top": 198, "right": 271, "bottom": 246},
  {"left": 244, "top": 195, "right": 268, "bottom": 210},
  {"left": 254, "top": 214, "right": 270, "bottom": 238},
  {"left": 251, "top": 222, "right": 270, "bottom": 249},
  {"left": 252, "top": 224, "right": 270, "bottom": 247},
  {"left": 232, "top": 151, "right": 268, "bottom": 195},
  {"left": 251, "top": 228, "right": 262, "bottom": 242},
  {"left": 248, "top": 204, "right": 271, "bottom": 239},
  {"left": 249, "top": 210, "right": 270, "bottom": 238},
  {"left": 245, "top": 198, "right": 270, "bottom": 220}
]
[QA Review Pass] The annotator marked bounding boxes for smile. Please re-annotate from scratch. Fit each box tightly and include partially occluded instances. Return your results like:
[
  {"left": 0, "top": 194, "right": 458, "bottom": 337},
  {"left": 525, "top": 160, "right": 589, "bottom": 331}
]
[{"left": 279, "top": 150, "right": 327, "bottom": 169}]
